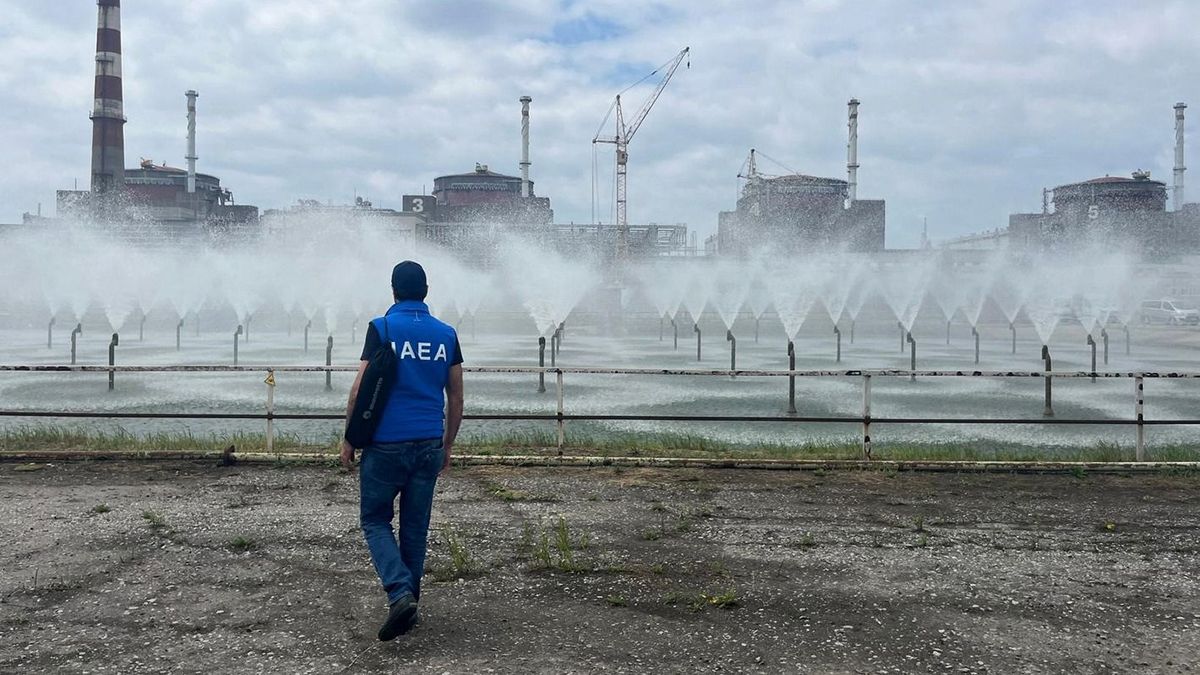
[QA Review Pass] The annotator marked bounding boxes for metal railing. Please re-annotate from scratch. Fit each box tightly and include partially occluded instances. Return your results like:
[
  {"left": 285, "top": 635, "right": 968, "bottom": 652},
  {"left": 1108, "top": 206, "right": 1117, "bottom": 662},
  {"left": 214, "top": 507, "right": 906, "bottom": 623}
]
[{"left": 2, "top": 365, "right": 1200, "bottom": 462}]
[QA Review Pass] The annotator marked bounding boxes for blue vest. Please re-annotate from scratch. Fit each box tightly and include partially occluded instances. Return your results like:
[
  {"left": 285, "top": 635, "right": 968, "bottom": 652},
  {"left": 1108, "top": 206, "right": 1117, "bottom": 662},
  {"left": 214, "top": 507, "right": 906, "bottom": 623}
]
[{"left": 371, "top": 301, "right": 459, "bottom": 443}]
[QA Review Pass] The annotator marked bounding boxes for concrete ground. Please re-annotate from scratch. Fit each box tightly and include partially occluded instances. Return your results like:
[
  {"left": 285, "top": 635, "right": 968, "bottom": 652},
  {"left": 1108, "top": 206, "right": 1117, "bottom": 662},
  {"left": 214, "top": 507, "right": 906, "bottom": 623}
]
[{"left": 1, "top": 459, "right": 1198, "bottom": 674}]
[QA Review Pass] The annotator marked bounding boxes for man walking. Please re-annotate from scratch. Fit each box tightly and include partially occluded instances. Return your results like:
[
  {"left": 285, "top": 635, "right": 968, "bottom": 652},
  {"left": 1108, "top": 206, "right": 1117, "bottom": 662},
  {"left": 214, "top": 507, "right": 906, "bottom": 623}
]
[{"left": 341, "top": 260, "right": 464, "bottom": 641}]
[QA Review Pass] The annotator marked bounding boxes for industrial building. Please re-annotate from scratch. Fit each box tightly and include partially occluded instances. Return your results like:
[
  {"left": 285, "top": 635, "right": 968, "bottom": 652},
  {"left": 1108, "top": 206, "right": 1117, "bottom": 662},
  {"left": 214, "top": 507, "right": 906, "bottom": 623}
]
[
  {"left": 53, "top": 1, "right": 257, "bottom": 238},
  {"left": 709, "top": 100, "right": 887, "bottom": 256}
]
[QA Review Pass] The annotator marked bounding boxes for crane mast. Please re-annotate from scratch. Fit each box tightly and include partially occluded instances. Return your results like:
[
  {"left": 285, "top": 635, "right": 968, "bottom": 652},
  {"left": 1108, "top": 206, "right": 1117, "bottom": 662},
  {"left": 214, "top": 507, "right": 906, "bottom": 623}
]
[{"left": 594, "top": 47, "right": 689, "bottom": 261}]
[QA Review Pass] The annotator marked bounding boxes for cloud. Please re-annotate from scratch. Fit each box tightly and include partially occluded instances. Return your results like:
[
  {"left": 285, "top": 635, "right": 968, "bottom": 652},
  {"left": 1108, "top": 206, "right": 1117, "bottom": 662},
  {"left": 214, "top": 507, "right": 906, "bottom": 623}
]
[{"left": 0, "top": 0, "right": 1195, "bottom": 248}]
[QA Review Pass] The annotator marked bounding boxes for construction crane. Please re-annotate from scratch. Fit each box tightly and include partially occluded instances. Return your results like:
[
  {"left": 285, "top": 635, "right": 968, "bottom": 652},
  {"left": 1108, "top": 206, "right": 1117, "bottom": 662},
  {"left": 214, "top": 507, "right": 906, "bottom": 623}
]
[{"left": 593, "top": 46, "right": 689, "bottom": 260}]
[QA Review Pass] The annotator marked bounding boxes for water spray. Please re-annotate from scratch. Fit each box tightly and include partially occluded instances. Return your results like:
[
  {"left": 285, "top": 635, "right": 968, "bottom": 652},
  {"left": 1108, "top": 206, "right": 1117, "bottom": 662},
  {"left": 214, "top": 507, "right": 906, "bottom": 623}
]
[
  {"left": 726, "top": 330, "right": 736, "bottom": 374},
  {"left": 786, "top": 341, "right": 797, "bottom": 415},
  {"left": 107, "top": 333, "right": 119, "bottom": 391},
  {"left": 1086, "top": 334, "right": 1097, "bottom": 383},
  {"left": 833, "top": 325, "right": 842, "bottom": 363},
  {"left": 70, "top": 323, "right": 82, "bottom": 365},
  {"left": 47, "top": 317, "right": 55, "bottom": 349},
  {"left": 326, "top": 336, "right": 334, "bottom": 391},
  {"left": 233, "top": 324, "right": 244, "bottom": 366},
  {"left": 304, "top": 320, "right": 312, "bottom": 353},
  {"left": 694, "top": 323, "right": 702, "bottom": 361},
  {"left": 537, "top": 337, "right": 547, "bottom": 394},
  {"left": 176, "top": 318, "right": 184, "bottom": 351},
  {"left": 907, "top": 331, "right": 917, "bottom": 383},
  {"left": 971, "top": 325, "right": 979, "bottom": 365},
  {"left": 1041, "top": 345, "right": 1054, "bottom": 417},
  {"left": 1100, "top": 327, "right": 1109, "bottom": 365}
]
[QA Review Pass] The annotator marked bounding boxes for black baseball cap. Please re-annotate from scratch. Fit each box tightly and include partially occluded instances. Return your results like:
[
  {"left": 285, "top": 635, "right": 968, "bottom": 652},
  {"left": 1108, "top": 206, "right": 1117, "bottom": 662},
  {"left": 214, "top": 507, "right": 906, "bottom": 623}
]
[{"left": 391, "top": 260, "right": 428, "bottom": 301}]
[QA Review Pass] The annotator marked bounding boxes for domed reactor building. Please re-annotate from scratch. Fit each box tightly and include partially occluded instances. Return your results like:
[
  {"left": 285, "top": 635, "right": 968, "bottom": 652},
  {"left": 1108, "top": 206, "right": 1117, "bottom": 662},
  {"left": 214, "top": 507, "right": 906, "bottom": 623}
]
[{"left": 709, "top": 100, "right": 886, "bottom": 256}]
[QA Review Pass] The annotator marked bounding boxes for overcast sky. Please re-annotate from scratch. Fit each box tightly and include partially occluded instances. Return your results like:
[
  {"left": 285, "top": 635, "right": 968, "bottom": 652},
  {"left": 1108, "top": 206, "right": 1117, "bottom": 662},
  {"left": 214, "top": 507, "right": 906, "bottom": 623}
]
[{"left": 1, "top": 0, "right": 1196, "bottom": 246}]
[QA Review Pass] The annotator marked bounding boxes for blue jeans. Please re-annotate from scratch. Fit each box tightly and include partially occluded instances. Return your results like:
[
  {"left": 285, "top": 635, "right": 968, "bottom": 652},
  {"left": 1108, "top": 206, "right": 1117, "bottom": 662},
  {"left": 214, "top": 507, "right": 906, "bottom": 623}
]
[{"left": 359, "top": 438, "right": 443, "bottom": 605}]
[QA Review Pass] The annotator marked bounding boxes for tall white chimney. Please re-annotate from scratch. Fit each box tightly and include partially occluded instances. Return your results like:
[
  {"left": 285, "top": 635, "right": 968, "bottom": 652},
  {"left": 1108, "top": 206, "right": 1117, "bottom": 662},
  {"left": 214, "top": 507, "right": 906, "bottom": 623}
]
[
  {"left": 846, "top": 98, "right": 860, "bottom": 205},
  {"left": 185, "top": 90, "right": 198, "bottom": 193},
  {"left": 519, "top": 95, "right": 532, "bottom": 198},
  {"left": 1175, "top": 102, "right": 1186, "bottom": 211}
]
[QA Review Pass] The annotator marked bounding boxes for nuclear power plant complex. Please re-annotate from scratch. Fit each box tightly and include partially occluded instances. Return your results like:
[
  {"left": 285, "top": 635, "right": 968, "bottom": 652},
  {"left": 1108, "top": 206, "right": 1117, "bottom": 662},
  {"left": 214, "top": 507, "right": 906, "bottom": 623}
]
[{"left": 5, "top": 0, "right": 1198, "bottom": 267}]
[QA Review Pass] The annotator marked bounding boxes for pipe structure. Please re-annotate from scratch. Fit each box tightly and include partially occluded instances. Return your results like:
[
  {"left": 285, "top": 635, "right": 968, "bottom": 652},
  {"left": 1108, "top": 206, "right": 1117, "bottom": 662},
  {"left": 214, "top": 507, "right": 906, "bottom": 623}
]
[
  {"left": 1100, "top": 327, "right": 1109, "bottom": 365},
  {"left": 550, "top": 330, "right": 559, "bottom": 367},
  {"left": 726, "top": 330, "right": 736, "bottom": 373},
  {"left": 1010, "top": 322, "right": 1017, "bottom": 354},
  {"left": 786, "top": 341, "right": 797, "bottom": 415},
  {"left": 1042, "top": 345, "right": 1054, "bottom": 417},
  {"left": 244, "top": 316, "right": 251, "bottom": 343},
  {"left": 351, "top": 320, "right": 357, "bottom": 347},
  {"left": 846, "top": 98, "right": 860, "bottom": 204},
  {"left": 1124, "top": 324, "right": 1130, "bottom": 355},
  {"left": 325, "top": 336, "right": 334, "bottom": 391},
  {"left": 907, "top": 332, "right": 916, "bottom": 383},
  {"left": 755, "top": 317, "right": 760, "bottom": 344},
  {"left": 139, "top": 314, "right": 146, "bottom": 342},
  {"left": 898, "top": 321, "right": 905, "bottom": 353},
  {"left": 1086, "top": 334, "right": 1097, "bottom": 383},
  {"left": 833, "top": 326, "right": 841, "bottom": 363},
  {"left": 186, "top": 90, "right": 198, "bottom": 193},
  {"left": 537, "top": 337, "right": 546, "bottom": 393},
  {"left": 519, "top": 96, "right": 532, "bottom": 198},
  {"left": 971, "top": 326, "right": 980, "bottom": 365},
  {"left": 107, "top": 333, "right": 119, "bottom": 391},
  {"left": 90, "top": 0, "right": 126, "bottom": 200},
  {"left": 233, "top": 325, "right": 243, "bottom": 366},
  {"left": 471, "top": 313, "right": 477, "bottom": 342},
  {"left": 47, "top": 317, "right": 55, "bottom": 349},
  {"left": 176, "top": 318, "right": 184, "bottom": 351},
  {"left": 659, "top": 316, "right": 663, "bottom": 342},
  {"left": 70, "top": 323, "right": 82, "bottom": 365},
  {"left": 1175, "top": 102, "right": 1187, "bottom": 211},
  {"left": 945, "top": 320, "right": 951, "bottom": 345},
  {"left": 557, "top": 321, "right": 565, "bottom": 343},
  {"left": 850, "top": 319, "right": 855, "bottom": 344},
  {"left": 694, "top": 323, "right": 702, "bottom": 361},
  {"left": 672, "top": 319, "right": 678, "bottom": 350},
  {"left": 304, "top": 320, "right": 312, "bottom": 353}
]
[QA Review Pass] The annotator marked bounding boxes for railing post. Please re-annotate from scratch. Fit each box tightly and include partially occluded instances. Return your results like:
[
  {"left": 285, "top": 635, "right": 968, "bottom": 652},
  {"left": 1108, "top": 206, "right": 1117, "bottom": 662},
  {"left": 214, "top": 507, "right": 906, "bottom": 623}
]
[
  {"left": 108, "top": 333, "right": 119, "bottom": 391},
  {"left": 1134, "top": 376, "right": 1144, "bottom": 461},
  {"left": 787, "top": 341, "right": 797, "bottom": 415},
  {"left": 325, "top": 336, "right": 334, "bottom": 391},
  {"left": 538, "top": 337, "right": 546, "bottom": 393},
  {"left": 70, "top": 323, "right": 82, "bottom": 365},
  {"left": 555, "top": 370, "right": 565, "bottom": 453},
  {"left": 265, "top": 370, "right": 276, "bottom": 454},
  {"left": 861, "top": 374, "right": 872, "bottom": 460}
]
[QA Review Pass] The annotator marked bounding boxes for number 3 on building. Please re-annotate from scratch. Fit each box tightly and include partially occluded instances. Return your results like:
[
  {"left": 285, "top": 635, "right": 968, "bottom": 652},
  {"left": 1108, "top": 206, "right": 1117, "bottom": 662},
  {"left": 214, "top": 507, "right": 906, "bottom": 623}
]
[
  {"left": 411, "top": 198, "right": 424, "bottom": 213},
  {"left": 1087, "top": 204, "right": 1099, "bottom": 219}
]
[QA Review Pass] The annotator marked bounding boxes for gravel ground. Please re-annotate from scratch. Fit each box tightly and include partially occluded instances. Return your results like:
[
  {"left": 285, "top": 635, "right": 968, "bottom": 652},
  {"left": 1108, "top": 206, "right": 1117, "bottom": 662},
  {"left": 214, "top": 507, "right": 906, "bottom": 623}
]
[{"left": 1, "top": 460, "right": 1198, "bottom": 674}]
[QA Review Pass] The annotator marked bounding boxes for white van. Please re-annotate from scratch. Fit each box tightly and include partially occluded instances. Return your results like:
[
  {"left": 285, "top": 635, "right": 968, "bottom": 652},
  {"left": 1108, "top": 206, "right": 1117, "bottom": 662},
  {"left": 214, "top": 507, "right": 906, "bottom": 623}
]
[{"left": 1140, "top": 299, "right": 1200, "bottom": 325}]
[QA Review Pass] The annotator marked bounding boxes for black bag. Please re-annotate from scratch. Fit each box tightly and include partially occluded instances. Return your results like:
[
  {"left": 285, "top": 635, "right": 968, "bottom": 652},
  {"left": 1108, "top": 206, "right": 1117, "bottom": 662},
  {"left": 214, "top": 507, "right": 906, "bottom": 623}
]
[{"left": 344, "top": 317, "right": 398, "bottom": 448}]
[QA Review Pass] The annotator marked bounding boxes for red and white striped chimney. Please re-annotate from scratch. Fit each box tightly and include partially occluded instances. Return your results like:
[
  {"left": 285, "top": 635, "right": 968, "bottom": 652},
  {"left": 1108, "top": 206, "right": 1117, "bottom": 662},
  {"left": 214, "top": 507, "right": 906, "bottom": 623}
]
[{"left": 90, "top": 0, "right": 126, "bottom": 195}]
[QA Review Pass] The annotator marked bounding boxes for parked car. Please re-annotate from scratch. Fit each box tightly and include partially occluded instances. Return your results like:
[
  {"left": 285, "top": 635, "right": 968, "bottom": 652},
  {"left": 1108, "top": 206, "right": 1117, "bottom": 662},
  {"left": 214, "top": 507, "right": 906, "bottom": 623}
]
[{"left": 1140, "top": 299, "right": 1200, "bottom": 325}]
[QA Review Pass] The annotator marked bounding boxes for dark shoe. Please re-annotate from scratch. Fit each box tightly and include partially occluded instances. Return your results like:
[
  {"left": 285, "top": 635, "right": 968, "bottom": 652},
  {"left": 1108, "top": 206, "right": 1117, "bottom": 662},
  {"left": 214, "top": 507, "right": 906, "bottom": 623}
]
[{"left": 377, "top": 593, "right": 418, "bottom": 642}]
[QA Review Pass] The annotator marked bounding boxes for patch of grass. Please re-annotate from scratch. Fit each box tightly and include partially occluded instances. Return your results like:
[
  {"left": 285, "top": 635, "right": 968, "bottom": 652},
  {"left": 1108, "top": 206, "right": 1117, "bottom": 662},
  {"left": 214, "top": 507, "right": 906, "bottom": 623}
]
[
  {"left": 605, "top": 595, "right": 628, "bottom": 607},
  {"left": 912, "top": 515, "right": 926, "bottom": 533},
  {"left": 912, "top": 533, "right": 929, "bottom": 548},
  {"left": 1070, "top": 466, "right": 1088, "bottom": 480},
  {"left": 649, "top": 501, "right": 667, "bottom": 512},
  {"left": 650, "top": 563, "right": 666, "bottom": 575},
  {"left": 1097, "top": 520, "right": 1118, "bottom": 533},
  {"left": 486, "top": 481, "right": 533, "bottom": 502},
  {"left": 704, "top": 589, "right": 740, "bottom": 610},
  {"left": 443, "top": 524, "right": 476, "bottom": 576},
  {"left": 641, "top": 529, "right": 662, "bottom": 541},
  {"left": 141, "top": 510, "right": 167, "bottom": 531},
  {"left": 90, "top": 504, "right": 111, "bottom": 514},
  {"left": 529, "top": 516, "right": 589, "bottom": 572},
  {"left": 797, "top": 533, "right": 816, "bottom": 549},
  {"left": 227, "top": 536, "right": 257, "bottom": 553}
]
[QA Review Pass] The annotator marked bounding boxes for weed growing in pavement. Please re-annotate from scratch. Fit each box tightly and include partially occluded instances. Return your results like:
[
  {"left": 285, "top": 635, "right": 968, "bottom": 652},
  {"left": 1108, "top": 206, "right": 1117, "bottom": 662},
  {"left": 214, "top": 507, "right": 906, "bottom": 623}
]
[
  {"left": 487, "top": 481, "right": 533, "bottom": 502},
  {"left": 142, "top": 510, "right": 167, "bottom": 531},
  {"left": 649, "top": 501, "right": 666, "bottom": 512},
  {"left": 913, "top": 533, "right": 929, "bottom": 548},
  {"left": 605, "top": 595, "right": 628, "bottom": 607},
  {"left": 227, "top": 536, "right": 257, "bottom": 553},
  {"left": 529, "top": 516, "right": 589, "bottom": 572},
  {"left": 443, "top": 525, "right": 476, "bottom": 576},
  {"left": 705, "top": 589, "right": 740, "bottom": 610},
  {"left": 798, "top": 533, "right": 816, "bottom": 548},
  {"left": 1097, "top": 521, "right": 1118, "bottom": 532},
  {"left": 90, "top": 504, "right": 111, "bottom": 514},
  {"left": 650, "top": 563, "right": 666, "bottom": 575},
  {"left": 912, "top": 515, "right": 926, "bottom": 532},
  {"left": 1071, "top": 466, "right": 1087, "bottom": 480},
  {"left": 641, "top": 529, "right": 662, "bottom": 541}
]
